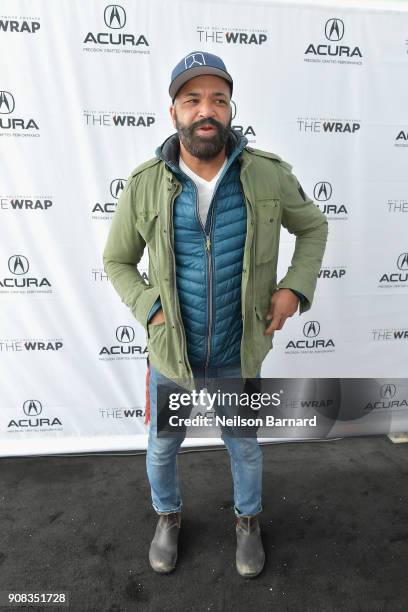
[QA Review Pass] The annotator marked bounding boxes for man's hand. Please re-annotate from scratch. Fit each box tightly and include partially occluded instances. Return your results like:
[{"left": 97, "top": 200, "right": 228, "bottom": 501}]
[
  {"left": 149, "top": 308, "right": 165, "bottom": 325},
  {"left": 264, "top": 289, "right": 299, "bottom": 335}
]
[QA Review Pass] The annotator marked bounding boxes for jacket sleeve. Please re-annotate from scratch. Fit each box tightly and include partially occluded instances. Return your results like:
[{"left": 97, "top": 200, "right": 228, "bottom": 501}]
[
  {"left": 277, "top": 161, "right": 328, "bottom": 314},
  {"left": 102, "top": 176, "right": 160, "bottom": 331}
]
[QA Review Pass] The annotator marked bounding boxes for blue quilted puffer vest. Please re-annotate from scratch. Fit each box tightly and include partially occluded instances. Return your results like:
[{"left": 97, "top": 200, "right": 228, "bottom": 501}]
[{"left": 156, "top": 130, "right": 248, "bottom": 368}]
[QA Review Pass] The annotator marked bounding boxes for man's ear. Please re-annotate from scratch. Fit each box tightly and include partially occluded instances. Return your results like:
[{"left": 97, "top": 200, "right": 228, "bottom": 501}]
[{"left": 169, "top": 104, "right": 176, "bottom": 128}]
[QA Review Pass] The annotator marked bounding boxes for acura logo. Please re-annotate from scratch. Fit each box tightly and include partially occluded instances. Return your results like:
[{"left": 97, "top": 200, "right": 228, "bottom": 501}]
[
  {"left": 23, "top": 400, "right": 42, "bottom": 416},
  {"left": 397, "top": 253, "right": 408, "bottom": 270},
  {"left": 313, "top": 181, "right": 332, "bottom": 202},
  {"left": 380, "top": 384, "right": 396, "bottom": 399},
  {"left": 0, "top": 91, "right": 15, "bottom": 114},
  {"left": 110, "top": 178, "right": 125, "bottom": 199},
  {"left": 104, "top": 5, "right": 126, "bottom": 29},
  {"left": 185, "top": 53, "right": 205, "bottom": 69},
  {"left": 303, "top": 321, "right": 320, "bottom": 338},
  {"left": 8, "top": 255, "right": 29, "bottom": 275},
  {"left": 325, "top": 18, "right": 345, "bottom": 42},
  {"left": 116, "top": 325, "right": 135, "bottom": 343}
]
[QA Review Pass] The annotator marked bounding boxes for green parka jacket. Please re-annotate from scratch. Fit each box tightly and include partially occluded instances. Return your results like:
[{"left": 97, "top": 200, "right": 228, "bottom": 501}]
[{"left": 103, "top": 144, "right": 328, "bottom": 391}]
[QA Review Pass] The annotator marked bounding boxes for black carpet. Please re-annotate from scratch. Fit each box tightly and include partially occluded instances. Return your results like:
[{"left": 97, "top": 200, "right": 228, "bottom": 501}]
[{"left": 0, "top": 436, "right": 407, "bottom": 612}]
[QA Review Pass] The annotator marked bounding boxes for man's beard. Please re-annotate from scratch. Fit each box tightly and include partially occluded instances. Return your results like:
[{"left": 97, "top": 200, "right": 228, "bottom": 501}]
[{"left": 175, "top": 113, "right": 232, "bottom": 160}]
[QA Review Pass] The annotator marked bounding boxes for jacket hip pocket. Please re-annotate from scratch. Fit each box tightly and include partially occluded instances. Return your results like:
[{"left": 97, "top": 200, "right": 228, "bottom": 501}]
[{"left": 254, "top": 199, "right": 280, "bottom": 265}]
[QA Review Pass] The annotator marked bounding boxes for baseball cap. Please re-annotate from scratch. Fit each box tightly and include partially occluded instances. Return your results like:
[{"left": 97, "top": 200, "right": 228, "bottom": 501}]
[{"left": 169, "top": 51, "right": 233, "bottom": 102}]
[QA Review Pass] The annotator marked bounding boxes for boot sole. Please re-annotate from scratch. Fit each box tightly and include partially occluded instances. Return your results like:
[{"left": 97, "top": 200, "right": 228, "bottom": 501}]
[
  {"left": 236, "top": 565, "right": 264, "bottom": 578},
  {"left": 149, "top": 549, "right": 178, "bottom": 574}
]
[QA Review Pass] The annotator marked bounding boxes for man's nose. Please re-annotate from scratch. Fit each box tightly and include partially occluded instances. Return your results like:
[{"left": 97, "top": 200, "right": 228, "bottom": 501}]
[{"left": 197, "top": 100, "right": 216, "bottom": 118}]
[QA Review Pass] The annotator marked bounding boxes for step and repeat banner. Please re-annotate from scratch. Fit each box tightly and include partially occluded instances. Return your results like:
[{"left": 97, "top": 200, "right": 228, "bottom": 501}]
[{"left": 1, "top": 0, "right": 407, "bottom": 456}]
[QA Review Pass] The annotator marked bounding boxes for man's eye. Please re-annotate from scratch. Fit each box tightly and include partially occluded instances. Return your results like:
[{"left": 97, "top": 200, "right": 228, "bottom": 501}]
[{"left": 216, "top": 99, "right": 226, "bottom": 104}]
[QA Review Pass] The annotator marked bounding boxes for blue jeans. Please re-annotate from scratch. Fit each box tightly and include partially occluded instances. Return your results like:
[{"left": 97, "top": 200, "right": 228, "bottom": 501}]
[{"left": 146, "top": 363, "right": 263, "bottom": 517}]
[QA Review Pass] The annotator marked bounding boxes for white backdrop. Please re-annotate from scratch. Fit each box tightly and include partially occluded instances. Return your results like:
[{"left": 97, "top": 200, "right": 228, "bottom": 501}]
[{"left": 1, "top": 0, "right": 407, "bottom": 456}]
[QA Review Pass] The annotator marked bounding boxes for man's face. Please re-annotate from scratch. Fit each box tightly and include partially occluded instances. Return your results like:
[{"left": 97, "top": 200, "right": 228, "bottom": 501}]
[{"left": 170, "top": 75, "right": 232, "bottom": 160}]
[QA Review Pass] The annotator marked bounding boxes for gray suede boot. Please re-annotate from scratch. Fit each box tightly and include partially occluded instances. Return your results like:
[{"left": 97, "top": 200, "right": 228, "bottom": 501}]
[
  {"left": 149, "top": 512, "right": 181, "bottom": 573},
  {"left": 235, "top": 515, "right": 265, "bottom": 578}
]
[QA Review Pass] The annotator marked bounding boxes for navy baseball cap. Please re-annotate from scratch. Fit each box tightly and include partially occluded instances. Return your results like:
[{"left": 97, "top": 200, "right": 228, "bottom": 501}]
[{"left": 169, "top": 51, "right": 233, "bottom": 102}]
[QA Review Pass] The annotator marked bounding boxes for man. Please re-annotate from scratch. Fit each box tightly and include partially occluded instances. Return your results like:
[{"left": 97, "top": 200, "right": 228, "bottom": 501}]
[{"left": 103, "top": 51, "right": 328, "bottom": 578}]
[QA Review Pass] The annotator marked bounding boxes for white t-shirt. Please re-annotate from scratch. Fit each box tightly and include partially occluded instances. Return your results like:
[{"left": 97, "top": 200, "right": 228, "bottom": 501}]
[{"left": 179, "top": 156, "right": 228, "bottom": 226}]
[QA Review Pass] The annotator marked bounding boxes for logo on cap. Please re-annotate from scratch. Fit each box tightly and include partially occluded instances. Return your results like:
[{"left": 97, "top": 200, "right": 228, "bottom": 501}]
[{"left": 185, "top": 53, "right": 206, "bottom": 69}]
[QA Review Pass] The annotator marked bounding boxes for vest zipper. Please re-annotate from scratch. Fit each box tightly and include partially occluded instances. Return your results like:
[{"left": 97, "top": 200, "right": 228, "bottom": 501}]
[
  {"left": 190, "top": 179, "right": 224, "bottom": 369},
  {"left": 168, "top": 183, "right": 191, "bottom": 374}
]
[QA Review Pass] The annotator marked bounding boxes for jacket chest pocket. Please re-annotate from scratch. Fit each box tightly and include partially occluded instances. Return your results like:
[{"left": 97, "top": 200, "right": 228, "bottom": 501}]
[
  {"left": 254, "top": 199, "right": 280, "bottom": 265},
  {"left": 137, "top": 211, "right": 160, "bottom": 245}
]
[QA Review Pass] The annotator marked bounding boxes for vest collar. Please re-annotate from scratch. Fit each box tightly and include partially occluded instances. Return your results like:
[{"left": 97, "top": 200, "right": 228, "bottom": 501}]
[{"left": 156, "top": 129, "right": 248, "bottom": 175}]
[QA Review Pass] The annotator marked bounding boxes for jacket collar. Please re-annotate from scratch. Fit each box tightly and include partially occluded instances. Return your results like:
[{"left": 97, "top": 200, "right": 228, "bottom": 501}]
[{"left": 155, "top": 129, "right": 248, "bottom": 175}]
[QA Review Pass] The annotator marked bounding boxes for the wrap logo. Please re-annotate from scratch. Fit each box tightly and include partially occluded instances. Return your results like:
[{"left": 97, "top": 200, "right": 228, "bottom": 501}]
[
  {"left": 7, "top": 400, "right": 63, "bottom": 430},
  {"left": 84, "top": 110, "right": 155, "bottom": 128},
  {"left": 0, "top": 16, "right": 40, "bottom": 34},
  {"left": 0, "top": 336, "right": 63, "bottom": 352},
  {"left": 386, "top": 199, "right": 408, "bottom": 214},
  {"left": 371, "top": 328, "right": 408, "bottom": 341},
  {"left": 196, "top": 25, "right": 267, "bottom": 45},
  {"left": 92, "top": 265, "right": 150, "bottom": 283},
  {"left": 304, "top": 18, "right": 362, "bottom": 64},
  {"left": 100, "top": 405, "right": 145, "bottom": 419},
  {"left": 318, "top": 266, "right": 346, "bottom": 280},
  {"left": 0, "top": 194, "right": 53, "bottom": 211},
  {"left": 83, "top": 5, "right": 149, "bottom": 53},
  {"left": 297, "top": 117, "right": 361, "bottom": 135},
  {"left": 285, "top": 320, "right": 335, "bottom": 353}
]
